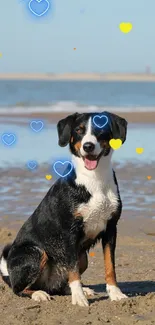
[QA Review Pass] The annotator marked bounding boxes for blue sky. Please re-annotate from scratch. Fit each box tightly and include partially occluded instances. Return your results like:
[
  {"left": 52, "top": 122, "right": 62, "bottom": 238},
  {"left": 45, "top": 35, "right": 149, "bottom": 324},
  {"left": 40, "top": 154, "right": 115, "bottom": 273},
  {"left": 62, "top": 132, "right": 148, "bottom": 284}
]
[{"left": 0, "top": 0, "right": 155, "bottom": 73}]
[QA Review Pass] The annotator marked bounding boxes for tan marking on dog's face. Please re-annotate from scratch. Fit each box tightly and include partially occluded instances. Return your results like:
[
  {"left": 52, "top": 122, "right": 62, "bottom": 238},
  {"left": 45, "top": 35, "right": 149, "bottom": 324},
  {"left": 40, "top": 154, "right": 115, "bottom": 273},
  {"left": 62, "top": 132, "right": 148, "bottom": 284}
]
[
  {"left": 100, "top": 140, "right": 111, "bottom": 150},
  {"left": 79, "top": 124, "right": 85, "bottom": 130},
  {"left": 75, "top": 124, "right": 85, "bottom": 135},
  {"left": 71, "top": 136, "right": 74, "bottom": 143},
  {"left": 74, "top": 141, "right": 82, "bottom": 152},
  {"left": 104, "top": 243, "right": 116, "bottom": 285}
]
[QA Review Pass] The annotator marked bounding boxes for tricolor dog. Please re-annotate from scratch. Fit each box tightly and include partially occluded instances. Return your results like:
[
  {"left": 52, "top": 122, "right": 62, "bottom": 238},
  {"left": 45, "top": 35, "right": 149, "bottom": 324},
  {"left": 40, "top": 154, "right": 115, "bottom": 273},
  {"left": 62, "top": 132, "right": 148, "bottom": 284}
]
[{"left": 0, "top": 111, "right": 128, "bottom": 307}]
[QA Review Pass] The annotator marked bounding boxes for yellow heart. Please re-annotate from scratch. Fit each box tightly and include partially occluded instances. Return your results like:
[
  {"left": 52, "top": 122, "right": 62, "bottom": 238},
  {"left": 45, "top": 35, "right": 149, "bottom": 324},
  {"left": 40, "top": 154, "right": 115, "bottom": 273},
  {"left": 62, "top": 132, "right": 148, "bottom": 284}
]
[
  {"left": 119, "top": 22, "right": 132, "bottom": 33},
  {"left": 136, "top": 148, "right": 144, "bottom": 154},
  {"left": 109, "top": 139, "right": 122, "bottom": 150},
  {"left": 147, "top": 176, "right": 151, "bottom": 180},
  {"left": 45, "top": 174, "right": 52, "bottom": 180}
]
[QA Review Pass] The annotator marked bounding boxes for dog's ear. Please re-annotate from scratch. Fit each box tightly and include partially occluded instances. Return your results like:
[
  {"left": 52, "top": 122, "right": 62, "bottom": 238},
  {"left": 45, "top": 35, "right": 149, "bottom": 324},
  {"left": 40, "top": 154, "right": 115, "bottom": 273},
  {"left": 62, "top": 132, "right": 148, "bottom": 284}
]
[
  {"left": 105, "top": 112, "right": 128, "bottom": 144},
  {"left": 57, "top": 112, "right": 79, "bottom": 147}
]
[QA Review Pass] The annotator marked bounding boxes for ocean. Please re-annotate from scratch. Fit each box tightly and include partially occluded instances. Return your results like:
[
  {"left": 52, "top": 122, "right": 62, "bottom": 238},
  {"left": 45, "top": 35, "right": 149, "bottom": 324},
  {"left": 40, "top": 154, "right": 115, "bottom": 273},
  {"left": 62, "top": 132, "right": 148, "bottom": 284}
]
[{"left": 0, "top": 80, "right": 155, "bottom": 113}]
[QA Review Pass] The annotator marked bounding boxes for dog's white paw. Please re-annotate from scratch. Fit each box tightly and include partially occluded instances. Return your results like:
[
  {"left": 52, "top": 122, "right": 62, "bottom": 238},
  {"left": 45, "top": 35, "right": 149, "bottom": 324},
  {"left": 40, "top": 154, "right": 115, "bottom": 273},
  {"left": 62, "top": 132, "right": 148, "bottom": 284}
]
[
  {"left": 70, "top": 280, "right": 89, "bottom": 307},
  {"left": 106, "top": 285, "right": 128, "bottom": 301},
  {"left": 83, "top": 287, "right": 96, "bottom": 297},
  {"left": 32, "top": 290, "right": 51, "bottom": 302}
]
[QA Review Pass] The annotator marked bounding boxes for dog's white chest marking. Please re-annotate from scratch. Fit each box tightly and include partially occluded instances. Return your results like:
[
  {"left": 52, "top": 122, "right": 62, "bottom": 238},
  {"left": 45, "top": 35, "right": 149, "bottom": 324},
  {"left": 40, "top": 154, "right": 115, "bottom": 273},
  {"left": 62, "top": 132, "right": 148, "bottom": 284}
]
[{"left": 75, "top": 171, "right": 119, "bottom": 238}]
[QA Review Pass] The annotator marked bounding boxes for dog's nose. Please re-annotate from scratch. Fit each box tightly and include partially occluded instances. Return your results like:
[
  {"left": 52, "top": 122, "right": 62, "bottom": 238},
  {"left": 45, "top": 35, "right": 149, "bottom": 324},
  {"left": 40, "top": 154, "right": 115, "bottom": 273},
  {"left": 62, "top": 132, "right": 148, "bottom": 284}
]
[{"left": 83, "top": 142, "right": 95, "bottom": 153}]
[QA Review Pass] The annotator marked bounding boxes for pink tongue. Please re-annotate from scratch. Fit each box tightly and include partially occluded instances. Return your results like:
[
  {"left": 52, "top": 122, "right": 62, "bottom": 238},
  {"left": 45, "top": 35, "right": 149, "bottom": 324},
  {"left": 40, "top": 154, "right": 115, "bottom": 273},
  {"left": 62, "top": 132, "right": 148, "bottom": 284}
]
[{"left": 84, "top": 158, "right": 98, "bottom": 170}]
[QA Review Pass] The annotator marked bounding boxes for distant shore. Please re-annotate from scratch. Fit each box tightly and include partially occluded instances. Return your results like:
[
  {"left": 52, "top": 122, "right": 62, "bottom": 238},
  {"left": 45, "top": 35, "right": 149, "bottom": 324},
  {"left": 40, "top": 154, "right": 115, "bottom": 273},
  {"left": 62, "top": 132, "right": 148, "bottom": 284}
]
[
  {"left": 1, "top": 111, "right": 155, "bottom": 124},
  {"left": 0, "top": 73, "right": 155, "bottom": 81}
]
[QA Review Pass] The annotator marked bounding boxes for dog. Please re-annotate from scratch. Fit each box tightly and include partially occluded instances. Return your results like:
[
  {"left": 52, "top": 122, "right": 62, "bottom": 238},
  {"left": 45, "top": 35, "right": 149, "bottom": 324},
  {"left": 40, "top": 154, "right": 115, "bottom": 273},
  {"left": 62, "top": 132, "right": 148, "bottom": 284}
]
[{"left": 0, "top": 111, "right": 128, "bottom": 307}]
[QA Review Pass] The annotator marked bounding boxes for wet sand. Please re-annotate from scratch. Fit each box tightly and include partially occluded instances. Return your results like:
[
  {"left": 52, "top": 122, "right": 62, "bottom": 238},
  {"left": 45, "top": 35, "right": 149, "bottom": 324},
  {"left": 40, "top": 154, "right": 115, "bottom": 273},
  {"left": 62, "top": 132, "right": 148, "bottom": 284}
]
[{"left": 0, "top": 162, "right": 155, "bottom": 221}]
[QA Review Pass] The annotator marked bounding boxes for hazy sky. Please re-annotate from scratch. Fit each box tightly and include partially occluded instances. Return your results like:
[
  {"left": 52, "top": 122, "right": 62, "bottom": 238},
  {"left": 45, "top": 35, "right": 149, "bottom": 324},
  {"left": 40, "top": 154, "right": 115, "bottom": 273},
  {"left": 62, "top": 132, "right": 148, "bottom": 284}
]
[{"left": 0, "top": 0, "right": 155, "bottom": 73}]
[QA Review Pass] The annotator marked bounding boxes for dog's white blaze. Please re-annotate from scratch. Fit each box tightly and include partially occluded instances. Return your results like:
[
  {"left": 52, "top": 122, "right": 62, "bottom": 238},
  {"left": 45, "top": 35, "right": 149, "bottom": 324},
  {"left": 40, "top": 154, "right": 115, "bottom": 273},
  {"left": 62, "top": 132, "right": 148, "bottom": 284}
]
[
  {"left": 80, "top": 117, "right": 101, "bottom": 156},
  {"left": 0, "top": 256, "right": 9, "bottom": 276},
  {"left": 72, "top": 151, "right": 118, "bottom": 238}
]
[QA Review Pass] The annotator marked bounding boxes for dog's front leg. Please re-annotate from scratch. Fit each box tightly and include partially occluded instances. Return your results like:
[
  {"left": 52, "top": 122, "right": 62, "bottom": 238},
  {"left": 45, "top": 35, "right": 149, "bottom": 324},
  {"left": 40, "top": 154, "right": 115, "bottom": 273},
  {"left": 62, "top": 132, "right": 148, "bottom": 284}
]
[
  {"left": 68, "top": 266, "right": 89, "bottom": 307},
  {"left": 102, "top": 221, "right": 128, "bottom": 301},
  {"left": 66, "top": 244, "right": 89, "bottom": 307}
]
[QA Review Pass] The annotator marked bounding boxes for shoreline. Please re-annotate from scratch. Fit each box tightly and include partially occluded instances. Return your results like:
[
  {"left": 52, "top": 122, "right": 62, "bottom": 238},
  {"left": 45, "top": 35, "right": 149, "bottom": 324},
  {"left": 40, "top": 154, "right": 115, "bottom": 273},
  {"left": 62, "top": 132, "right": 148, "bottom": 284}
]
[{"left": 0, "top": 73, "right": 155, "bottom": 81}]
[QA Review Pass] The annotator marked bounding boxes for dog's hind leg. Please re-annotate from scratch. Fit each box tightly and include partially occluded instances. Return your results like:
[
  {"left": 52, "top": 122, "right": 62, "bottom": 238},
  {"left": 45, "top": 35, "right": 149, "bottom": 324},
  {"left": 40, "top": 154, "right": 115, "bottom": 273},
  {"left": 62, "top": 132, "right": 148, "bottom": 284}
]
[{"left": 7, "top": 244, "right": 51, "bottom": 301}]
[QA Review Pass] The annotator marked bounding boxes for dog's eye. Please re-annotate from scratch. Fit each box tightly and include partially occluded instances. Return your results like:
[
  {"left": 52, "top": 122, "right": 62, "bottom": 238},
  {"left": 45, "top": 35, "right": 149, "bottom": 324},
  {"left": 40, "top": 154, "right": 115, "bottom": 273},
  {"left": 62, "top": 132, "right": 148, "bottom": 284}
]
[{"left": 75, "top": 126, "right": 85, "bottom": 134}]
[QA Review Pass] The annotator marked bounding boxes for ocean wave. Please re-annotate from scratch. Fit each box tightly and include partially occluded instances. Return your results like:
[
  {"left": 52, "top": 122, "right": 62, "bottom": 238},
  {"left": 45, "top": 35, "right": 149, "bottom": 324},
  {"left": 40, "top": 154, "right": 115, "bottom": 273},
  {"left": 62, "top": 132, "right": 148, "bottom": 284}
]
[{"left": 0, "top": 101, "right": 154, "bottom": 114}]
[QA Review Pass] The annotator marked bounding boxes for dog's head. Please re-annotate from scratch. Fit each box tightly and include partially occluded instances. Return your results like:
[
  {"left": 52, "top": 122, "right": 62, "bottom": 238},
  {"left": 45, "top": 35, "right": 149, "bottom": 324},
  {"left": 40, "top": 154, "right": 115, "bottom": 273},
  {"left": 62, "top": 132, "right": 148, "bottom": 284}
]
[{"left": 57, "top": 112, "right": 127, "bottom": 171}]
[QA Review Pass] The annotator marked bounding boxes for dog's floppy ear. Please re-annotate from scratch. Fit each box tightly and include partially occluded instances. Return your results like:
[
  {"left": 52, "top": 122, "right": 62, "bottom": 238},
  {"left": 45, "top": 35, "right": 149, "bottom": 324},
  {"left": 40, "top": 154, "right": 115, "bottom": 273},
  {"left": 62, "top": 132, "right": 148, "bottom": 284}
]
[
  {"left": 105, "top": 112, "right": 128, "bottom": 144},
  {"left": 57, "top": 112, "right": 79, "bottom": 147}
]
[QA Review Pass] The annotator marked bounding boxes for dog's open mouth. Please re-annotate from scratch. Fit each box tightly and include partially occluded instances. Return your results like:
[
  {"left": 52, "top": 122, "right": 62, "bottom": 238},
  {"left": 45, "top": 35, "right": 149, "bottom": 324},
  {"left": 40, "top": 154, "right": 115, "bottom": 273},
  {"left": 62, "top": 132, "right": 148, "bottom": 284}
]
[
  {"left": 82, "top": 148, "right": 110, "bottom": 170},
  {"left": 83, "top": 154, "right": 99, "bottom": 170}
]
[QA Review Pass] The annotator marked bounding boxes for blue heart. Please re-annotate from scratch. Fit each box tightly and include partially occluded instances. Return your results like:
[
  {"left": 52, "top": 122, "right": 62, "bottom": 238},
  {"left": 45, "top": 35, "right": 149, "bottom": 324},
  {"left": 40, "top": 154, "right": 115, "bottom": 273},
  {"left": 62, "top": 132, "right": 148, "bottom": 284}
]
[
  {"left": 2, "top": 133, "right": 16, "bottom": 146},
  {"left": 53, "top": 161, "right": 73, "bottom": 178},
  {"left": 28, "top": 0, "right": 50, "bottom": 17},
  {"left": 27, "top": 160, "right": 38, "bottom": 170},
  {"left": 30, "top": 120, "right": 44, "bottom": 132},
  {"left": 93, "top": 115, "right": 108, "bottom": 128}
]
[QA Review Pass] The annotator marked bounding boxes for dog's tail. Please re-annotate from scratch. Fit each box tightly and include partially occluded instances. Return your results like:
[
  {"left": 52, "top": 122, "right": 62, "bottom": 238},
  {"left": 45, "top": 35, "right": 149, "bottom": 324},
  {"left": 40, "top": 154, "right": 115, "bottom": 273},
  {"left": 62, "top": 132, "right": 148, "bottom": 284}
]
[{"left": 0, "top": 244, "right": 12, "bottom": 287}]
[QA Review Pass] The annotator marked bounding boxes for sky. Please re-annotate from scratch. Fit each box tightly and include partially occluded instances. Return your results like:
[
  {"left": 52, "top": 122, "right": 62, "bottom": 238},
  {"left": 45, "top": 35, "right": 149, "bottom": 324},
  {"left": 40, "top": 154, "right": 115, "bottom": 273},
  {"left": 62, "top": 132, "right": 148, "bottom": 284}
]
[{"left": 0, "top": 0, "right": 155, "bottom": 73}]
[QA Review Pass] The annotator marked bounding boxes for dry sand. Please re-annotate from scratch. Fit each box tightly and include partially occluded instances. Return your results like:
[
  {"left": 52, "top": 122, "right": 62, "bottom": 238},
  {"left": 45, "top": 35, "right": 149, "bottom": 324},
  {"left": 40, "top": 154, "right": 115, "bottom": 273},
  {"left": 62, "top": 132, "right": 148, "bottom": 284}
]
[{"left": 0, "top": 217, "right": 155, "bottom": 325}]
